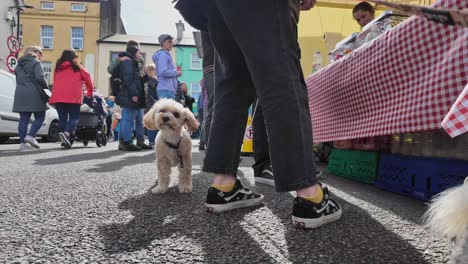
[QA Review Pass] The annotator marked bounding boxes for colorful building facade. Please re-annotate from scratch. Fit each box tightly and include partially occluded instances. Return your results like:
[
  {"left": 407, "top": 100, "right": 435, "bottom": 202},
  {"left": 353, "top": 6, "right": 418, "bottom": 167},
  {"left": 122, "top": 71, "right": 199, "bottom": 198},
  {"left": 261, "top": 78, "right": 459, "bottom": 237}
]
[{"left": 175, "top": 45, "right": 203, "bottom": 113}]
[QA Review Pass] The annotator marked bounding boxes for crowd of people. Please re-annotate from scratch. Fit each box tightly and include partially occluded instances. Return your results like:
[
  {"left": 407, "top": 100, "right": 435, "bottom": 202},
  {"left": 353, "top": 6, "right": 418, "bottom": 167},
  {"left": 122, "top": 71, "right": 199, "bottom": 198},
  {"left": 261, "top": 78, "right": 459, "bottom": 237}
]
[
  {"left": 12, "top": 0, "right": 382, "bottom": 229},
  {"left": 12, "top": 35, "right": 199, "bottom": 152}
]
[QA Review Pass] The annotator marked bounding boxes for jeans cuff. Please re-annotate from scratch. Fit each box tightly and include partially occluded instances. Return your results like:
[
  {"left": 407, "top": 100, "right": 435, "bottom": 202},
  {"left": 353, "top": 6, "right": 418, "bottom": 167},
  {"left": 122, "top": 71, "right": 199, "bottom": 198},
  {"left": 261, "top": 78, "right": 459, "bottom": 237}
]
[
  {"left": 275, "top": 177, "right": 317, "bottom": 192},
  {"left": 202, "top": 166, "right": 238, "bottom": 176}
]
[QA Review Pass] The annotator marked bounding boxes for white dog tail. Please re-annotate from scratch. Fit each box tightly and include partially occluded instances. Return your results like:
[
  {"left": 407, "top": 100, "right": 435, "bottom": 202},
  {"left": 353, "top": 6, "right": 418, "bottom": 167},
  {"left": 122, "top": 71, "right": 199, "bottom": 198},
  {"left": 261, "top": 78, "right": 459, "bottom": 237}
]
[{"left": 423, "top": 177, "right": 468, "bottom": 240}]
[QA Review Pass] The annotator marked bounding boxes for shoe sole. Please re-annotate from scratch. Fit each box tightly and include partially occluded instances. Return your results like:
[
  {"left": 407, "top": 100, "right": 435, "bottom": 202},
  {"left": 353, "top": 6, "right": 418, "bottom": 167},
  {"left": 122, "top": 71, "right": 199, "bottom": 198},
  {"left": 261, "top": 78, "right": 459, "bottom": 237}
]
[
  {"left": 205, "top": 195, "right": 265, "bottom": 213},
  {"left": 24, "top": 138, "right": 40, "bottom": 149},
  {"left": 291, "top": 208, "right": 342, "bottom": 229},
  {"left": 255, "top": 177, "right": 275, "bottom": 187},
  {"left": 59, "top": 133, "right": 71, "bottom": 149}
]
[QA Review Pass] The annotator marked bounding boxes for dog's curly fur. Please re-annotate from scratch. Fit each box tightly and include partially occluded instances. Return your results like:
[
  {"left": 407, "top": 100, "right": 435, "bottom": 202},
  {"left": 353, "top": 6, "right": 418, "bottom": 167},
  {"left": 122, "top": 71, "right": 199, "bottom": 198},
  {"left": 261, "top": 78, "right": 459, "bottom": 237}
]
[
  {"left": 423, "top": 177, "right": 468, "bottom": 264},
  {"left": 143, "top": 99, "right": 199, "bottom": 194}
]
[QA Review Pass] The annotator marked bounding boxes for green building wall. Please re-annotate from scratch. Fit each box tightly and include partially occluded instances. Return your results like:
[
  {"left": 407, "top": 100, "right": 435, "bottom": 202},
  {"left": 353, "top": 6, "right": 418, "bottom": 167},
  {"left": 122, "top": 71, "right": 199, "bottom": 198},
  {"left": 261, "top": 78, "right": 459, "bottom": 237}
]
[{"left": 175, "top": 45, "right": 203, "bottom": 114}]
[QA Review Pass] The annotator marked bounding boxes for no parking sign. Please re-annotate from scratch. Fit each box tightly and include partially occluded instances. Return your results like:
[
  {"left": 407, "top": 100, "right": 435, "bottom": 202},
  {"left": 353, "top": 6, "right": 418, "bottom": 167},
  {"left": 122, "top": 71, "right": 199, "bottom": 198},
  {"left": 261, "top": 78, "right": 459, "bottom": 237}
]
[{"left": 6, "top": 55, "right": 18, "bottom": 73}]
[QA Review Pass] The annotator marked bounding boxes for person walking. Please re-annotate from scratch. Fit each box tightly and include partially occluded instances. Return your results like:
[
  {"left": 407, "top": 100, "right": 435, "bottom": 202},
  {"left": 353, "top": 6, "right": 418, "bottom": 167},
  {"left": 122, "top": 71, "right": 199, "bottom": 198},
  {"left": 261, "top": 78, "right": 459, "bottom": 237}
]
[
  {"left": 116, "top": 46, "right": 151, "bottom": 151},
  {"left": 12, "top": 46, "right": 49, "bottom": 151},
  {"left": 178, "top": 0, "right": 342, "bottom": 229},
  {"left": 49, "top": 50, "right": 93, "bottom": 149},
  {"left": 152, "top": 34, "right": 181, "bottom": 99}
]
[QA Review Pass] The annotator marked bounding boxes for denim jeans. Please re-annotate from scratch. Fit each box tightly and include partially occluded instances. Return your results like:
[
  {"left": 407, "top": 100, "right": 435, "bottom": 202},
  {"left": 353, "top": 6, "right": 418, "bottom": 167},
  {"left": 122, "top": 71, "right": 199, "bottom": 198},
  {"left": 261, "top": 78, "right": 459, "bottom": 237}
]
[
  {"left": 202, "top": 0, "right": 318, "bottom": 192},
  {"left": 119, "top": 107, "right": 144, "bottom": 142},
  {"left": 18, "top": 111, "right": 46, "bottom": 143},
  {"left": 55, "top": 103, "right": 81, "bottom": 134},
  {"left": 147, "top": 129, "right": 158, "bottom": 144},
  {"left": 157, "top": 90, "right": 176, "bottom": 100}
]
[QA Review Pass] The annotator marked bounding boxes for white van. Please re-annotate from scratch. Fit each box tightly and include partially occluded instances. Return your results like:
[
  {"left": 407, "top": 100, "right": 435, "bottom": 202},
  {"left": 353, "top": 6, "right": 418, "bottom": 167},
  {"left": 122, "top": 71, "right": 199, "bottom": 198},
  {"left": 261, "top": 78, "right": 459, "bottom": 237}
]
[{"left": 0, "top": 69, "right": 59, "bottom": 143}]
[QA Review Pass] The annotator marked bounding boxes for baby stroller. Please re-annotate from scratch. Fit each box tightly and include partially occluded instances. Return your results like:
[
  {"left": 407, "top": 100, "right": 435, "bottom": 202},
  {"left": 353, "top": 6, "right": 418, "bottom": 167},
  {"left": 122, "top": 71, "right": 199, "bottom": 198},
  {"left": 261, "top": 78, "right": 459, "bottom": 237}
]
[{"left": 72, "top": 95, "right": 108, "bottom": 147}]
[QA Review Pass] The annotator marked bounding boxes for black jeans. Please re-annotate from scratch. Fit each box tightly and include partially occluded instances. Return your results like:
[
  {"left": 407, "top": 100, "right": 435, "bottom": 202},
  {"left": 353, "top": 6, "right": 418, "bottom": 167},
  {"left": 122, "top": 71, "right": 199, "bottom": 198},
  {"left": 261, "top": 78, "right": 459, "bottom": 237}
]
[
  {"left": 251, "top": 99, "right": 271, "bottom": 176},
  {"left": 202, "top": 0, "right": 318, "bottom": 192}
]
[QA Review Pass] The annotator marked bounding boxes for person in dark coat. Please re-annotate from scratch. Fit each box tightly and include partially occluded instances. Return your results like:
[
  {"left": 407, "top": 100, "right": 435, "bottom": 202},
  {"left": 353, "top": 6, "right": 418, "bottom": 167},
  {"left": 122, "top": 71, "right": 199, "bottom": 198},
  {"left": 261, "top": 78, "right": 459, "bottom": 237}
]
[
  {"left": 116, "top": 46, "right": 151, "bottom": 151},
  {"left": 12, "top": 46, "right": 49, "bottom": 151}
]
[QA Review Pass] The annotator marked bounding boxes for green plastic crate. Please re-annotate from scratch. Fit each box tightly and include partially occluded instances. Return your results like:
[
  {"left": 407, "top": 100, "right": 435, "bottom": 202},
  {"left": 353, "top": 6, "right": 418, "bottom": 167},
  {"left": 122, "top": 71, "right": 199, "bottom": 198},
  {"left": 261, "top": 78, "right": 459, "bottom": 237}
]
[{"left": 327, "top": 149, "right": 379, "bottom": 184}]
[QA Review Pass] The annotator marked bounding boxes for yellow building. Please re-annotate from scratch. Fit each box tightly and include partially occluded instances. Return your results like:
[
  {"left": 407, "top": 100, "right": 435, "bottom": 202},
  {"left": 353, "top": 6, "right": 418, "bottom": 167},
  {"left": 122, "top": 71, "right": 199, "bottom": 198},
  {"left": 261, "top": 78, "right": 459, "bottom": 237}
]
[{"left": 20, "top": 0, "right": 100, "bottom": 85}]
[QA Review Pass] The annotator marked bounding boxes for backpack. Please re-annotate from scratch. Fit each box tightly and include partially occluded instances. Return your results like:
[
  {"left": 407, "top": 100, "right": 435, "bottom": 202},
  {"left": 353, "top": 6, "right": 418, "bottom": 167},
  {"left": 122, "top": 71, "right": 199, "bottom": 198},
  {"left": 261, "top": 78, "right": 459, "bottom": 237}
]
[{"left": 108, "top": 59, "right": 122, "bottom": 96}]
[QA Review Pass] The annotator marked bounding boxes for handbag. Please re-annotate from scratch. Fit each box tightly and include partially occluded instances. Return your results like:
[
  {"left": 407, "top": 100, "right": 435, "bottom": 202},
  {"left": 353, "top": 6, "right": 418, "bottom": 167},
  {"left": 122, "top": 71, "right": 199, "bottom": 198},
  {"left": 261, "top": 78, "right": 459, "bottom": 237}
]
[{"left": 17, "top": 63, "right": 51, "bottom": 102}]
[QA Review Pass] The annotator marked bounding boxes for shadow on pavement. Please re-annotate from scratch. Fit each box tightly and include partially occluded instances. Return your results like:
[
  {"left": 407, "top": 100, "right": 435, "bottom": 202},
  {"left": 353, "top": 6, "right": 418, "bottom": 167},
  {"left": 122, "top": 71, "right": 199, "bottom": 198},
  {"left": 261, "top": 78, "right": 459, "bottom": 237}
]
[
  {"left": 262, "top": 188, "right": 430, "bottom": 264},
  {"left": 98, "top": 173, "right": 275, "bottom": 263},
  {"left": 99, "top": 173, "right": 428, "bottom": 263},
  {"left": 34, "top": 149, "right": 127, "bottom": 165},
  {"left": 321, "top": 173, "right": 427, "bottom": 225},
  {"left": 86, "top": 152, "right": 155, "bottom": 173}
]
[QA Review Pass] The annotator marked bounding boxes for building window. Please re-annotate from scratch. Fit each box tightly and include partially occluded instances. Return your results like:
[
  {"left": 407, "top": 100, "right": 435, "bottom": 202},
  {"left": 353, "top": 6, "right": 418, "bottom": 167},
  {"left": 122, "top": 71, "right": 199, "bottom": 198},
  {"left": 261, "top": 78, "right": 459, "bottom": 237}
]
[
  {"left": 110, "top": 52, "right": 120, "bottom": 64},
  {"left": 71, "top": 3, "right": 86, "bottom": 12},
  {"left": 18, "top": 24, "right": 23, "bottom": 46},
  {"left": 190, "top": 53, "right": 202, "bottom": 70},
  {"left": 42, "top": 61, "right": 52, "bottom": 84},
  {"left": 71, "top": 27, "right": 83, "bottom": 50},
  {"left": 41, "top": 26, "right": 53, "bottom": 49},
  {"left": 191, "top": 82, "right": 201, "bottom": 101},
  {"left": 41, "top": 2, "right": 55, "bottom": 10}
]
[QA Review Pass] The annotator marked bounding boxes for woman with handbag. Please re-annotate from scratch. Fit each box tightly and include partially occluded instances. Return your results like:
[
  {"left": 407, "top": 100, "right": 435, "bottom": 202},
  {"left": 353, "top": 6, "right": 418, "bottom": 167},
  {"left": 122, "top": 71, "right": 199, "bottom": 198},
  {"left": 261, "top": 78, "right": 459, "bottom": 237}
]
[
  {"left": 49, "top": 50, "right": 93, "bottom": 149},
  {"left": 12, "top": 46, "right": 49, "bottom": 151}
]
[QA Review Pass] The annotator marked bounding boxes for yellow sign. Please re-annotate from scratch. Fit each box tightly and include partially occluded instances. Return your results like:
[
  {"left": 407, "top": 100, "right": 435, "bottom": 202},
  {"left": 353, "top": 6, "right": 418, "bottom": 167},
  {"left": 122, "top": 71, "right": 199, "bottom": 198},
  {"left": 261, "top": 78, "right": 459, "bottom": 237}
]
[{"left": 241, "top": 117, "right": 253, "bottom": 155}]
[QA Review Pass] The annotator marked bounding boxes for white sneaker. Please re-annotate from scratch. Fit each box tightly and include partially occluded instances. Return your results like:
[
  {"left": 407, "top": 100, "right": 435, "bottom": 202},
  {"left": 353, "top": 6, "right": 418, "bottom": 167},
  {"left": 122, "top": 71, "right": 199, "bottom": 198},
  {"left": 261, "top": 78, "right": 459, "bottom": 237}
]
[
  {"left": 24, "top": 135, "right": 40, "bottom": 149},
  {"left": 19, "top": 143, "right": 35, "bottom": 152}
]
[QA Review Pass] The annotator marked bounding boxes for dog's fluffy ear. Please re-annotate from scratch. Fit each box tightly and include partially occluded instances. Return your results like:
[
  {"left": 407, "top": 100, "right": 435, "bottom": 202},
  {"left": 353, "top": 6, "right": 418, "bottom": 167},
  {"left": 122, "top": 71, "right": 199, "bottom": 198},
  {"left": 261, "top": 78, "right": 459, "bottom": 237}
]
[
  {"left": 183, "top": 108, "right": 199, "bottom": 132},
  {"left": 143, "top": 106, "right": 159, "bottom": 130}
]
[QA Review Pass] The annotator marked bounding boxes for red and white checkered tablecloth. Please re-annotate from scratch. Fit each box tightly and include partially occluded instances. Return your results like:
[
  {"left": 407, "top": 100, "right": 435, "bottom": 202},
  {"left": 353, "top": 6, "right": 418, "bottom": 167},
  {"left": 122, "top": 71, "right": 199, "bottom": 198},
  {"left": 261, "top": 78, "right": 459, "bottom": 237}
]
[
  {"left": 306, "top": 0, "right": 468, "bottom": 143},
  {"left": 442, "top": 83, "right": 468, "bottom": 138}
]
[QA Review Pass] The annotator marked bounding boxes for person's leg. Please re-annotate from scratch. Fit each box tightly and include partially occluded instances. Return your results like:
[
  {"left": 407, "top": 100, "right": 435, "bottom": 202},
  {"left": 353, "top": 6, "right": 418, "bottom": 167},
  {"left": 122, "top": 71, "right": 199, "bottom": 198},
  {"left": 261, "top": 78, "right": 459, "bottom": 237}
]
[
  {"left": 28, "top": 111, "right": 45, "bottom": 137},
  {"left": 203, "top": 2, "right": 264, "bottom": 213},
  {"left": 23, "top": 111, "right": 46, "bottom": 149},
  {"left": 119, "top": 107, "right": 134, "bottom": 142},
  {"left": 119, "top": 107, "right": 141, "bottom": 151},
  {"left": 106, "top": 115, "right": 112, "bottom": 138},
  {"left": 136, "top": 109, "right": 151, "bottom": 149},
  {"left": 251, "top": 99, "right": 273, "bottom": 184},
  {"left": 18, "top": 112, "right": 31, "bottom": 144},
  {"left": 55, "top": 103, "right": 67, "bottom": 133},
  {"left": 203, "top": 6, "right": 256, "bottom": 178},
  {"left": 64, "top": 104, "right": 81, "bottom": 135},
  {"left": 203, "top": 67, "right": 215, "bottom": 149}
]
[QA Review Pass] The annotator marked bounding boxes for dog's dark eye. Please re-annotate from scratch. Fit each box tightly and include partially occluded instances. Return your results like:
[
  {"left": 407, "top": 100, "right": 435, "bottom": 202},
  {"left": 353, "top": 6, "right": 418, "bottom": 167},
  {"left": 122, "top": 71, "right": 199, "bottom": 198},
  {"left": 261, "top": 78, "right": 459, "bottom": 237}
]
[{"left": 173, "top": 112, "right": 180, "bottom": 118}]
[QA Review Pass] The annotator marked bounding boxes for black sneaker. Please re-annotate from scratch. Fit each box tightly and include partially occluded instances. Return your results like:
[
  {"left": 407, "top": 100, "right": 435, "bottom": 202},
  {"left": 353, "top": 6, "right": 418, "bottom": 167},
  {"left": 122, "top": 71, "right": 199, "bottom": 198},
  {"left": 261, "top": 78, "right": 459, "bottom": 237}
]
[
  {"left": 205, "top": 179, "right": 265, "bottom": 213},
  {"left": 59, "top": 132, "right": 72, "bottom": 149},
  {"left": 292, "top": 183, "right": 342, "bottom": 229},
  {"left": 137, "top": 139, "right": 152, "bottom": 150},
  {"left": 118, "top": 140, "right": 142, "bottom": 151},
  {"left": 255, "top": 165, "right": 274, "bottom": 186}
]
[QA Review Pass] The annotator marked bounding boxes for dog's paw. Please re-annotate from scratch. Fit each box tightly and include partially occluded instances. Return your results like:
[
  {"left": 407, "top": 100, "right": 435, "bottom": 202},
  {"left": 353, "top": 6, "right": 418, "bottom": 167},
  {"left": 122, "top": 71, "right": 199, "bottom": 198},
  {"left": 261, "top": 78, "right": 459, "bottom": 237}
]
[
  {"left": 151, "top": 186, "right": 168, "bottom": 194},
  {"left": 178, "top": 185, "right": 192, "bottom": 194}
]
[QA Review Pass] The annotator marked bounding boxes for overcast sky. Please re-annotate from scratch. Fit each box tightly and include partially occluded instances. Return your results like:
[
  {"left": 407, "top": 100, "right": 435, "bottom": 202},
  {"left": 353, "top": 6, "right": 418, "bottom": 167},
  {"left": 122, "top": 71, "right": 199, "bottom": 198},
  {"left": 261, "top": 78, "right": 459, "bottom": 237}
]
[{"left": 120, "top": 0, "right": 196, "bottom": 40}]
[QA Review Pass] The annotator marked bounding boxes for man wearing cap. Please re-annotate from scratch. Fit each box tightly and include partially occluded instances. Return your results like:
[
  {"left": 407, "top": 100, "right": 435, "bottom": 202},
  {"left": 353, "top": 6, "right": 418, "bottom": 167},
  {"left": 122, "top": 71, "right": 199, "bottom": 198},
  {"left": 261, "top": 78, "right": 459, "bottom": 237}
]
[{"left": 152, "top": 34, "right": 182, "bottom": 99}]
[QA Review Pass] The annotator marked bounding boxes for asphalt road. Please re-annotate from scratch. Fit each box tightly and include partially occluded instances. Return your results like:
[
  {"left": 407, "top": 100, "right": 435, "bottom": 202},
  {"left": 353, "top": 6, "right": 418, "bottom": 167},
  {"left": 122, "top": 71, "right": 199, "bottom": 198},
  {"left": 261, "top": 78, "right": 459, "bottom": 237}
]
[{"left": 0, "top": 141, "right": 454, "bottom": 263}]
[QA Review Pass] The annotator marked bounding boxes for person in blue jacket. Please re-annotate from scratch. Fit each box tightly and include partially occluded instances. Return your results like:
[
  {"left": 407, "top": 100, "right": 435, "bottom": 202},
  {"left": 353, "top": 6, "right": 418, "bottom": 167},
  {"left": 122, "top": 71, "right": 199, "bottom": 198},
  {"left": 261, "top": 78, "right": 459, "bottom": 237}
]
[{"left": 152, "top": 34, "right": 182, "bottom": 99}]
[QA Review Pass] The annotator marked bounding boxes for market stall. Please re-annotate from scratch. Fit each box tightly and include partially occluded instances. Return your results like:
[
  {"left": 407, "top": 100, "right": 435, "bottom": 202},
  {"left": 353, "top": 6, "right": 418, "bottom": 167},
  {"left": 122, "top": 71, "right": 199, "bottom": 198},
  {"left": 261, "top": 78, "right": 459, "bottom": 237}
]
[{"left": 306, "top": 0, "right": 468, "bottom": 200}]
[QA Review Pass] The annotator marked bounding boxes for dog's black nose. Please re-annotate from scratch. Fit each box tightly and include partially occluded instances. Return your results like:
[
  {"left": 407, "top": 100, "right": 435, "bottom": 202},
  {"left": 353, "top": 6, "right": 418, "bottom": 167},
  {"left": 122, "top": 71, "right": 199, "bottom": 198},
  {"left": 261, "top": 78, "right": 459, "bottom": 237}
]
[{"left": 162, "top": 116, "right": 170, "bottom": 123}]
